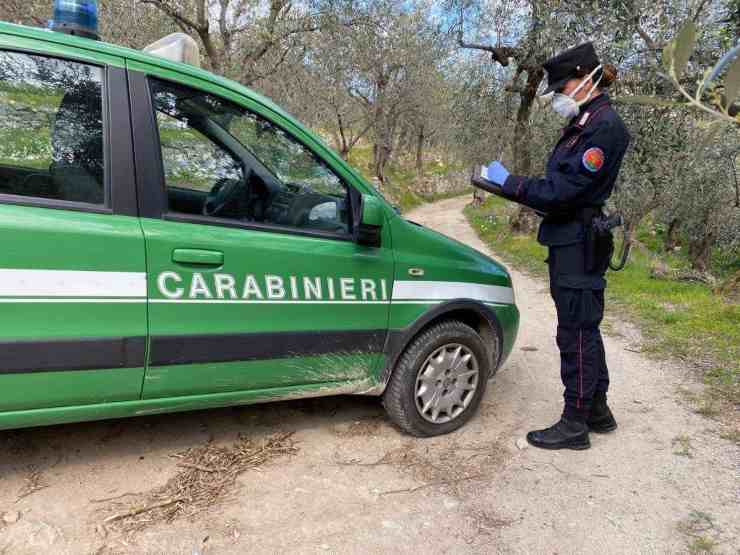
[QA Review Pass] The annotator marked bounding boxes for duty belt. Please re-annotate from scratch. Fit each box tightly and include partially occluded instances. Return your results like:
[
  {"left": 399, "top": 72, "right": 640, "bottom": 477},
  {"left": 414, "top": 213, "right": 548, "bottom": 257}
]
[{"left": 542, "top": 205, "right": 604, "bottom": 224}]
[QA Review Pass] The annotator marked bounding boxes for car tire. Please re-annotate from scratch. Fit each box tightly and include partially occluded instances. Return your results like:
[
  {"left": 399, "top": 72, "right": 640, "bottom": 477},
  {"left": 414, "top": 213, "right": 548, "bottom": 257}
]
[{"left": 382, "top": 320, "right": 489, "bottom": 437}]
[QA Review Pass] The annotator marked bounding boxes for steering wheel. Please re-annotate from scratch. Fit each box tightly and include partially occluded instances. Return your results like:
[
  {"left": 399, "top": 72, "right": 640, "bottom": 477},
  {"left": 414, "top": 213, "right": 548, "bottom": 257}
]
[{"left": 202, "top": 178, "right": 242, "bottom": 217}]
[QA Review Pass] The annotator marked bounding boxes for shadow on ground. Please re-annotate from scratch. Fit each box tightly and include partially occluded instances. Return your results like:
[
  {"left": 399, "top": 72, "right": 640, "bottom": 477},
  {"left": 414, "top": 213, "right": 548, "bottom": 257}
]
[{"left": 0, "top": 395, "right": 386, "bottom": 479}]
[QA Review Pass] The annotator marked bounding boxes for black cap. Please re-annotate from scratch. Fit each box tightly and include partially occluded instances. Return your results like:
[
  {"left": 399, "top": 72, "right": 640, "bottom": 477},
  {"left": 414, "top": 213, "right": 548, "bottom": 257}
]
[{"left": 542, "top": 42, "right": 600, "bottom": 94}]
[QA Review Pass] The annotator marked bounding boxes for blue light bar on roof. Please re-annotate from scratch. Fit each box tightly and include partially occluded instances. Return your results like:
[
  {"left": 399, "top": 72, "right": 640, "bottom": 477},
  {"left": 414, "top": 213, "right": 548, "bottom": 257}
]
[{"left": 49, "top": 0, "right": 99, "bottom": 40}]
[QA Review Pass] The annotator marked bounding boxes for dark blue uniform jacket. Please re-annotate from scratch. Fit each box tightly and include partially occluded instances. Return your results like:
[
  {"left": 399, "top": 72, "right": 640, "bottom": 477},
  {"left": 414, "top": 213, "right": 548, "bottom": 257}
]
[{"left": 501, "top": 93, "right": 630, "bottom": 247}]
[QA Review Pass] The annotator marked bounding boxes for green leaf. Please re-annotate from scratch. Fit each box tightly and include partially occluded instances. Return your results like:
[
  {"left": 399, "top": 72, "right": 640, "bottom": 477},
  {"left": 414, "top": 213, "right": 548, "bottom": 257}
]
[
  {"left": 724, "top": 55, "right": 740, "bottom": 107},
  {"left": 662, "top": 41, "right": 674, "bottom": 74},
  {"left": 696, "top": 67, "right": 713, "bottom": 99},
  {"left": 673, "top": 20, "right": 697, "bottom": 79}
]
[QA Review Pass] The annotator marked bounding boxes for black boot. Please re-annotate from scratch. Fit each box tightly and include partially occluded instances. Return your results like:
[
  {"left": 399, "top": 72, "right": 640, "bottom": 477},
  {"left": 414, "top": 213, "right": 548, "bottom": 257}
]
[
  {"left": 526, "top": 417, "right": 590, "bottom": 450},
  {"left": 588, "top": 393, "right": 617, "bottom": 433}
]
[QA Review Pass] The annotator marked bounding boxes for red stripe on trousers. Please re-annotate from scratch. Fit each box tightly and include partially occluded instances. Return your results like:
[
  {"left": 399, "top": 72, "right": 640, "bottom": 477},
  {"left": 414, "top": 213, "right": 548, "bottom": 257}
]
[{"left": 578, "top": 329, "right": 583, "bottom": 409}]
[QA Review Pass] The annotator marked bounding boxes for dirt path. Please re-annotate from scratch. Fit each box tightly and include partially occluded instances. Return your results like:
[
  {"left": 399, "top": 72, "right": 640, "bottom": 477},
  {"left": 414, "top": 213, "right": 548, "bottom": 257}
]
[{"left": 1, "top": 195, "right": 738, "bottom": 554}]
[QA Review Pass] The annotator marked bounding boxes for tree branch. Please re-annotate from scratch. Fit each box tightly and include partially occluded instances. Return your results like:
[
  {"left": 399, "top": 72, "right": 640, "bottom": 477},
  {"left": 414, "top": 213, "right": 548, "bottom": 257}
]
[
  {"left": 458, "top": 37, "right": 520, "bottom": 67},
  {"left": 457, "top": 37, "right": 497, "bottom": 54},
  {"left": 692, "top": 0, "right": 712, "bottom": 22},
  {"left": 635, "top": 24, "right": 661, "bottom": 51},
  {"left": 617, "top": 0, "right": 664, "bottom": 51},
  {"left": 350, "top": 120, "right": 374, "bottom": 148},
  {"left": 139, "top": 0, "right": 205, "bottom": 33},
  {"left": 348, "top": 86, "right": 373, "bottom": 107},
  {"left": 218, "top": 0, "right": 232, "bottom": 52},
  {"left": 245, "top": 43, "right": 298, "bottom": 85}
]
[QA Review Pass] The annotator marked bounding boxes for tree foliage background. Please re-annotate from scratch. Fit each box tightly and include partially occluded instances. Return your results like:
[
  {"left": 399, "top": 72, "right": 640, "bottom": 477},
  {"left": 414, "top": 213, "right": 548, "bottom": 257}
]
[{"left": 0, "top": 0, "right": 738, "bottom": 273}]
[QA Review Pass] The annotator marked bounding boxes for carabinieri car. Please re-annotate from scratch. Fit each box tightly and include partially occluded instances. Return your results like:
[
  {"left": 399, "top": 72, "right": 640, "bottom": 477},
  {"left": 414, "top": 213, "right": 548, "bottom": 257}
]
[{"left": 0, "top": 20, "right": 518, "bottom": 436}]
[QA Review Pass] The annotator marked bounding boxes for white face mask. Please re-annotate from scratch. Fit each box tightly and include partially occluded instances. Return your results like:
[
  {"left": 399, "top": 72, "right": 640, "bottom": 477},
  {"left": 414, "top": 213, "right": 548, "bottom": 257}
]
[{"left": 550, "top": 64, "right": 603, "bottom": 119}]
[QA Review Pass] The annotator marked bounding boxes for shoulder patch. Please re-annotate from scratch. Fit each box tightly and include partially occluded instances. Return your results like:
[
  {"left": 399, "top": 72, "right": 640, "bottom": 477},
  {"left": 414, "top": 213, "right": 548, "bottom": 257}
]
[{"left": 582, "top": 147, "right": 604, "bottom": 172}]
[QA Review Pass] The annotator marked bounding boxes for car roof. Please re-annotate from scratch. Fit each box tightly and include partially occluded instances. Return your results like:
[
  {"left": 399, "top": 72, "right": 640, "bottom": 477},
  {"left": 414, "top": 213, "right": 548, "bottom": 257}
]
[
  {"left": 0, "top": 21, "right": 293, "bottom": 124},
  {"left": 0, "top": 20, "right": 379, "bottom": 200}
]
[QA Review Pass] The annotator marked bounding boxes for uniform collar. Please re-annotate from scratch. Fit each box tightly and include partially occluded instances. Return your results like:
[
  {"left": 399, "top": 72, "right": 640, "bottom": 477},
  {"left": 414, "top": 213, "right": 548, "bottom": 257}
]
[{"left": 564, "top": 93, "right": 610, "bottom": 131}]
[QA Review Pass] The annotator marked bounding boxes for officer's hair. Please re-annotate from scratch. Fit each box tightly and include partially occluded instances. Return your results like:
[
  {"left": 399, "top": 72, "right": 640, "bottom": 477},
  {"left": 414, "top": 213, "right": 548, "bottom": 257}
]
[{"left": 574, "top": 63, "right": 618, "bottom": 88}]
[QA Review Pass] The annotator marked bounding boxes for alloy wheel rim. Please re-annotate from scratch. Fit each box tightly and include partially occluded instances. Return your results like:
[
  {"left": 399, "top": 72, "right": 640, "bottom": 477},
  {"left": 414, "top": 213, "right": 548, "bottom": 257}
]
[{"left": 414, "top": 343, "right": 480, "bottom": 424}]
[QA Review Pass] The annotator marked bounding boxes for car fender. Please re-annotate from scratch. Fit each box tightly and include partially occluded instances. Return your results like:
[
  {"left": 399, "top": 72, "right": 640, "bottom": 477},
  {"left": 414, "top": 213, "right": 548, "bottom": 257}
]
[{"left": 372, "top": 299, "right": 505, "bottom": 394}]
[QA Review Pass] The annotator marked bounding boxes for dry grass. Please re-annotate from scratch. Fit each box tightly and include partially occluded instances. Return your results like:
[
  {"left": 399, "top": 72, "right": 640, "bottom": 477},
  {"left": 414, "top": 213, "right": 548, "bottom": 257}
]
[
  {"left": 334, "top": 440, "right": 508, "bottom": 497},
  {"left": 672, "top": 433, "right": 693, "bottom": 457},
  {"left": 466, "top": 508, "right": 515, "bottom": 538},
  {"left": 678, "top": 511, "right": 720, "bottom": 554},
  {"left": 719, "top": 427, "right": 740, "bottom": 444},
  {"left": 97, "top": 432, "right": 298, "bottom": 536},
  {"left": 15, "top": 466, "right": 48, "bottom": 503}
]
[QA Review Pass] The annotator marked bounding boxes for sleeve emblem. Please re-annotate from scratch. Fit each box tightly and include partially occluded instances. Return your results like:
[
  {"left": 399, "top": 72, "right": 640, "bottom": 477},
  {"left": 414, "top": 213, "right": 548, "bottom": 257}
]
[{"left": 582, "top": 147, "right": 605, "bottom": 172}]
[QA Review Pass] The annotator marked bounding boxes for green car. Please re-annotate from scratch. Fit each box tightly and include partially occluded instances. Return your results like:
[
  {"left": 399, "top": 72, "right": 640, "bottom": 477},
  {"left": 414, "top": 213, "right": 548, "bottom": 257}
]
[{"left": 0, "top": 21, "right": 518, "bottom": 436}]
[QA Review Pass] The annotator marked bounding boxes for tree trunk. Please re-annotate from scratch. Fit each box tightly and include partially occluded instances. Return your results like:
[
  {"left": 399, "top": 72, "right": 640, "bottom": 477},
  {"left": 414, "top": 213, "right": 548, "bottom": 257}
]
[
  {"left": 664, "top": 217, "right": 681, "bottom": 251},
  {"left": 374, "top": 144, "right": 391, "bottom": 183},
  {"left": 373, "top": 121, "right": 392, "bottom": 183},
  {"left": 415, "top": 125, "right": 425, "bottom": 176},
  {"left": 687, "top": 212, "right": 716, "bottom": 273},
  {"left": 688, "top": 229, "right": 716, "bottom": 273},
  {"left": 509, "top": 68, "right": 544, "bottom": 234},
  {"left": 336, "top": 113, "right": 350, "bottom": 160},
  {"left": 194, "top": 0, "right": 223, "bottom": 76},
  {"left": 372, "top": 78, "right": 390, "bottom": 183}
]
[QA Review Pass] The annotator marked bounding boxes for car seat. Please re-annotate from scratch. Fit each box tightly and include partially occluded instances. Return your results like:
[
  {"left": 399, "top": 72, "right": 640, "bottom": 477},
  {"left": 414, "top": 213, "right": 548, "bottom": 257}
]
[{"left": 50, "top": 88, "right": 105, "bottom": 204}]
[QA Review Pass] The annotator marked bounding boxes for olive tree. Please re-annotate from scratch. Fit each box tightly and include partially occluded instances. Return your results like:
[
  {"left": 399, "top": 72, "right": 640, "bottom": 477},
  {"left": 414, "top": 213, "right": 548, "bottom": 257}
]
[
  {"left": 1, "top": 0, "right": 174, "bottom": 48},
  {"left": 136, "top": 0, "right": 344, "bottom": 83},
  {"left": 310, "top": 1, "right": 449, "bottom": 183}
]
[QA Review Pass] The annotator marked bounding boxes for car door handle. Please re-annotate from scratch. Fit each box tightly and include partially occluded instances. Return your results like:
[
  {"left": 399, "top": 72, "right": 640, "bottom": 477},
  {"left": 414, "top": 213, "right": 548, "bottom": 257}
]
[{"left": 172, "top": 249, "right": 224, "bottom": 266}]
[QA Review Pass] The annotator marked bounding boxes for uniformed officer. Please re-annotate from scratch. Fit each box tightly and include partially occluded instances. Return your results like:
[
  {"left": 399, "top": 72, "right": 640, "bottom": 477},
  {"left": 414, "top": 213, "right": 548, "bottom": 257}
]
[{"left": 485, "top": 42, "right": 631, "bottom": 450}]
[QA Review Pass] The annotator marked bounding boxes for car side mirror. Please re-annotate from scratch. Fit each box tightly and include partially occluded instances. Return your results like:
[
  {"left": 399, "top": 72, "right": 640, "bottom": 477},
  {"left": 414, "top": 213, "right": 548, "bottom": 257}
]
[{"left": 356, "top": 194, "right": 384, "bottom": 247}]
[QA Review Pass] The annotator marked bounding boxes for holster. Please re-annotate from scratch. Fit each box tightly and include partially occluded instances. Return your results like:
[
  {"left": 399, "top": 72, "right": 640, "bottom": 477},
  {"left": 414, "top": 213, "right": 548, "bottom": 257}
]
[{"left": 581, "top": 208, "right": 614, "bottom": 274}]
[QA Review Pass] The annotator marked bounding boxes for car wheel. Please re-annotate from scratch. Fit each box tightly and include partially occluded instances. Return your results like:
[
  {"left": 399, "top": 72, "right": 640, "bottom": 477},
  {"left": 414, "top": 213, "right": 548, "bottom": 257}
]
[{"left": 382, "top": 320, "right": 489, "bottom": 437}]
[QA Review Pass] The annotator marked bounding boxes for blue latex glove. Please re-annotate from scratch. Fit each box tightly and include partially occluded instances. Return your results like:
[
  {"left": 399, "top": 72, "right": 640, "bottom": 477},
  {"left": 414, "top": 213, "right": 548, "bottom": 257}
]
[{"left": 486, "top": 161, "right": 510, "bottom": 185}]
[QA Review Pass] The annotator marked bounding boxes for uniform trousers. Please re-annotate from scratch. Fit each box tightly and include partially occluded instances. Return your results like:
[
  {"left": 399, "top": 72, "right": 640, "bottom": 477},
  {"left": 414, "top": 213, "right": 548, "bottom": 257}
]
[{"left": 547, "top": 240, "right": 609, "bottom": 421}]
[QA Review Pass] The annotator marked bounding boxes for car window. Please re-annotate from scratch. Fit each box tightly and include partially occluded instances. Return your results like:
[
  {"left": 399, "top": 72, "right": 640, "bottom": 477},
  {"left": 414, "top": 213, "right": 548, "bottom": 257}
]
[
  {"left": 149, "top": 78, "right": 351, "bottom": 236},
  {"left": 0, "top": 50, "right": 105, "bottom": 205},
  {"left": 156, "top": 111, "right": 242, "bottom": 193}
]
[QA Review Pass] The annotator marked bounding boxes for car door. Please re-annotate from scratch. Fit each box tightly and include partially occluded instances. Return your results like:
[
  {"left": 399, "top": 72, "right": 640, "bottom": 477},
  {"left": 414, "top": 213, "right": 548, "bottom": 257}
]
[
  {"left": 0, "top": 42, "right": 146, "bottom": 413},
  {"left": 127, "top": 65, "right": 394, "bottom": 399}
]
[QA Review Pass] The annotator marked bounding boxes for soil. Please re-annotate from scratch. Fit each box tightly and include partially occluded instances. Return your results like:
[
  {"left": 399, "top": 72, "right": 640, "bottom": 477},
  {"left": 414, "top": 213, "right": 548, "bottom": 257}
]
[{"left": 1, "top": 195, "right": 738, "bottom": 554}]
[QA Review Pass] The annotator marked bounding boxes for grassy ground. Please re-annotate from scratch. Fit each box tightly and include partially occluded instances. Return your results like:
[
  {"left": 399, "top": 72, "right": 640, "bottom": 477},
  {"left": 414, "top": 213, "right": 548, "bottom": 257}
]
[
  {"left": 466, "top": 196, "right": 740, "bottom": 418},
  {"left": 347, "top": 145, "right": 467, "bottom": 213}
]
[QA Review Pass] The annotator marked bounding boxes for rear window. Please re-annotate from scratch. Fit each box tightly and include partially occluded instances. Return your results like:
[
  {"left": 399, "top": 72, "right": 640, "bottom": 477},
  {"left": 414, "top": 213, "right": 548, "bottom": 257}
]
[{"left": 0, "top": 50, "right": 105, "bottom": 205}]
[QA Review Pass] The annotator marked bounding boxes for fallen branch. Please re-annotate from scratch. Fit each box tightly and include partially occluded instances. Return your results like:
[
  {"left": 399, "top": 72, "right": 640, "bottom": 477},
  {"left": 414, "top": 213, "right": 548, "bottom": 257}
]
[
  {"left": 379, "top": 474, "right": 488, "bottom": 496},
  {"left": 98, "top": 432, "right": 297, "bottom": 535},
  {"left": 15, "top": 468, "right": 47, "bottom": 503},
  {"left": 15, "top": 484, "right": 48, "bottom": 503},
  {"left": 103, "top": 497, "right": 186, "bottom": 525},
  {"left": 90, "top": 492, "right": 143, "bottom": 504},
  {"left": 176, "top": 462, "right": 222, "bottom": 473}
]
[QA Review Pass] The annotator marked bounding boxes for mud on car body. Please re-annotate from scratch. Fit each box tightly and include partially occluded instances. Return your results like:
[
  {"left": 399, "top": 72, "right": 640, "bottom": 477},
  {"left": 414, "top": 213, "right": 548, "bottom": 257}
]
[{"left": 0, "top": 21, "right": 519, "bottom": 436}]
